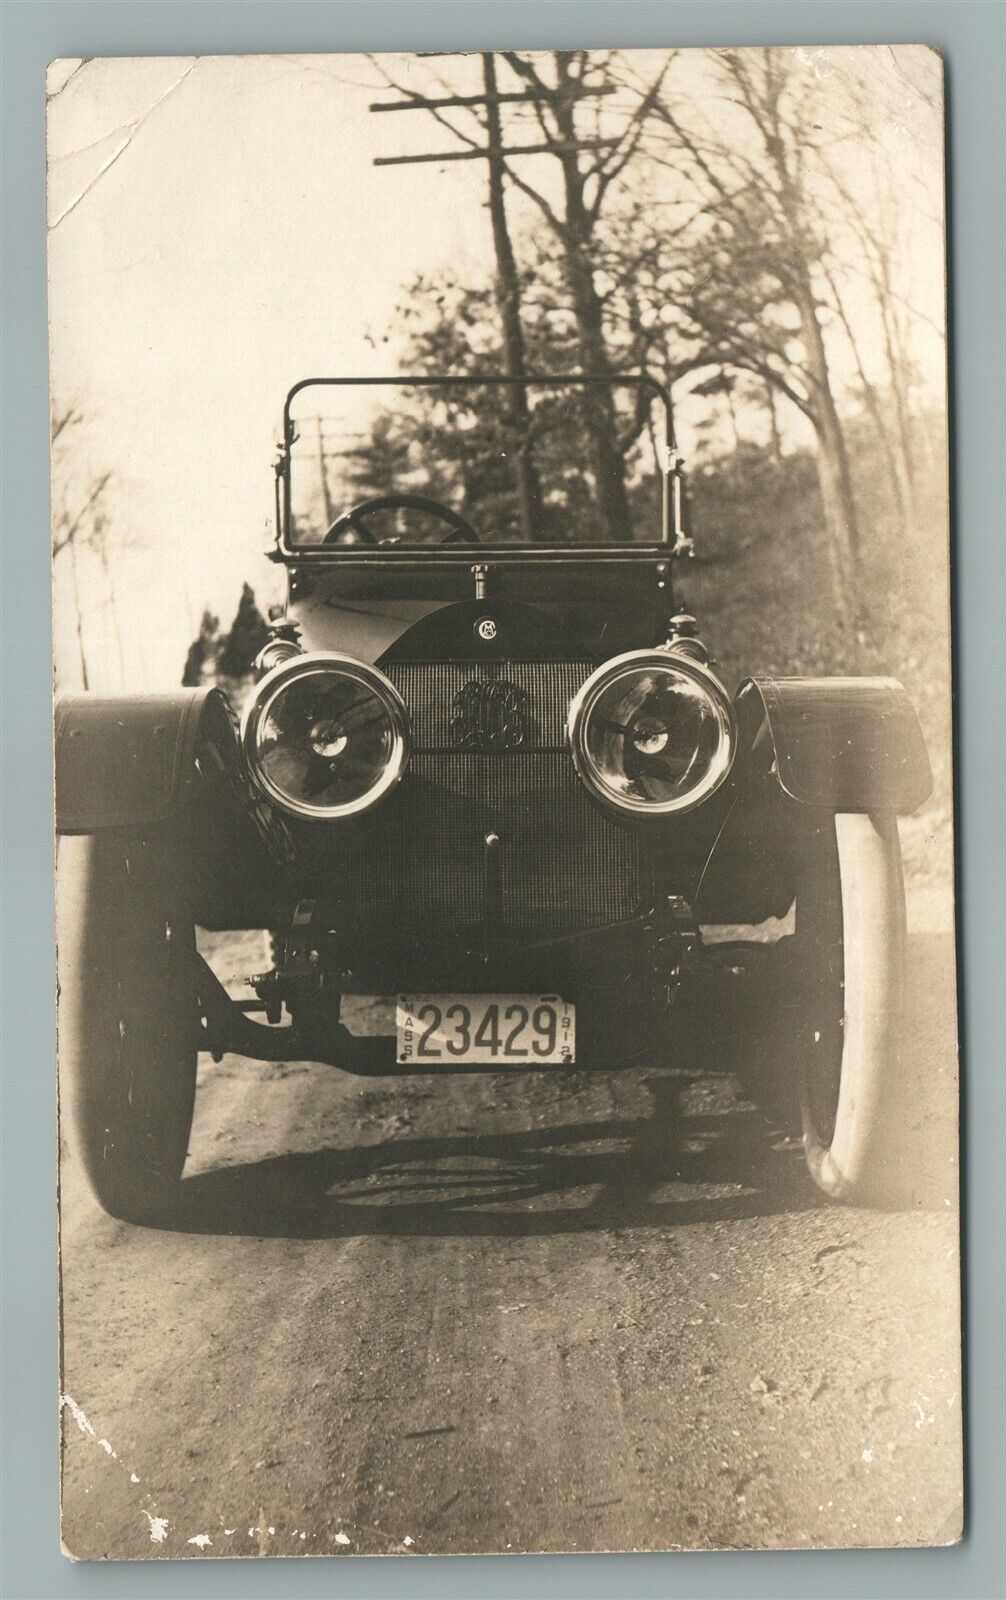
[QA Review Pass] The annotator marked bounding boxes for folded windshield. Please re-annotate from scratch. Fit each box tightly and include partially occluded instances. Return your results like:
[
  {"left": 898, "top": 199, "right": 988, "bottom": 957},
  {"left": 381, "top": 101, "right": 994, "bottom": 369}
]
[{"left": 283, "top": 378, "right": 672, "bottom": 549}]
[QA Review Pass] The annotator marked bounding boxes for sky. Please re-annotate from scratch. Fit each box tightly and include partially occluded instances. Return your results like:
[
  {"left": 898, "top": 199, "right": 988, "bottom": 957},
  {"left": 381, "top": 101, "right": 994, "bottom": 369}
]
[{"left": 47, "top": 48, "right": 945, "bottom": 692}]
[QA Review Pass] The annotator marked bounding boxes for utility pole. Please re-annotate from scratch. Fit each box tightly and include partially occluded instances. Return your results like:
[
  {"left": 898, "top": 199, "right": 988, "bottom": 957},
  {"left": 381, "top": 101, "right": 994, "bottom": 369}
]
[
  {"left": 314, "top": 416, "right": 336, "bottom": 529},
  {"left": 546, "top": 53, "right": 633, "bottom": 540},
  {"left": 369, "top": 62, "right": 617, "bottom": 542},
  {"left": 480, "top": 52, "right": 542, "bottom": 541}
]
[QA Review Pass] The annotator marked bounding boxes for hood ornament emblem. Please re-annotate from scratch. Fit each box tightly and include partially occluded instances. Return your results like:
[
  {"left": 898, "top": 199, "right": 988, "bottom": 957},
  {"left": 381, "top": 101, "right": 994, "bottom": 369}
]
[{"left": 450, "top": 679, "right": 528, "bottom": 752}]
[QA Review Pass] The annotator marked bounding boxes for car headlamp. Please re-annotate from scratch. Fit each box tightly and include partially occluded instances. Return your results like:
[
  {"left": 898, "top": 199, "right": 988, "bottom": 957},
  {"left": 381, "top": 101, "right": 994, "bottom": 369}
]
[
  {"left": 568, "top": 649, "right": 735, "bottom": 815},
  {"left": 241, "top": 652, "right": 410, "bottom": 820}
]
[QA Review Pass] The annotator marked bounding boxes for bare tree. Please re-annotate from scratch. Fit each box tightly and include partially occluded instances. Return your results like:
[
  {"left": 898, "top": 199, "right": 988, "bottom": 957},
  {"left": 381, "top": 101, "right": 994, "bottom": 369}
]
[
  {"left": 764, "top": 376, "right": 783, "bottom": 466},
  {"left": 637, "top": 48, "right": 870, "bottom": 630},
  {"left": 367, "top": 52, "right": 546, "bottom": 537},
  {"left": 368, "top": 50, "right": 669, "bottom": 540},
  {"left": 824, "top": 47, "right": 946, "bottom": 516},
  {"left": 818, "top": 157, "right": 935, "bottom": 526},
  {"left": 497, "top": 51, "right": 669, "bottom": 539},
  {"left": 51, "top": 402, "right": 118, "bottom": 690},
  {"left": 481, "top": 51, "right": 545, "bottom": 538},
  {"left": 820, "top": 259, "right": 909, "bottom": 531}
]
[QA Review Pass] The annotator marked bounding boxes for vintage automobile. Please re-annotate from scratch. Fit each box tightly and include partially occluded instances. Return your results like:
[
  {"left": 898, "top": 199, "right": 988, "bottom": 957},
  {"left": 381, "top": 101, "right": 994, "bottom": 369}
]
[{"left": 55, "top": 374, "right": 932, "bottom": 1223}]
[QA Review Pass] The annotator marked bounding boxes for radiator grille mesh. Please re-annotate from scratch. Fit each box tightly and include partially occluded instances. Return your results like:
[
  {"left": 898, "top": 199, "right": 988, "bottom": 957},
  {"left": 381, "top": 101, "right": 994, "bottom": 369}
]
[
  {"left": 326, "top": 660, "right": 641, "bottom": 937},
  {"left": 388, "top": 660, "right": 587, "bottom": 750}
]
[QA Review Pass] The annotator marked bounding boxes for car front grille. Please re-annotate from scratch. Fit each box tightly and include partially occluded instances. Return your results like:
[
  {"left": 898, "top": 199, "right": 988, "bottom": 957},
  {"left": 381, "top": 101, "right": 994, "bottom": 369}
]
[{"left": 323, "top": 659, "right": 642, "bottom": 940}]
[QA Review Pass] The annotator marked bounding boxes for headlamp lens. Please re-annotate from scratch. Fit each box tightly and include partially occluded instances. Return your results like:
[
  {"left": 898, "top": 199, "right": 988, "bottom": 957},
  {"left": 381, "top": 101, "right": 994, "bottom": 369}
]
[
  {"left": 570, "top": 653, "right": 734, "bottom": 814},
  {"left": 243, "top": 655, "right": 409, "bottom": 819}
]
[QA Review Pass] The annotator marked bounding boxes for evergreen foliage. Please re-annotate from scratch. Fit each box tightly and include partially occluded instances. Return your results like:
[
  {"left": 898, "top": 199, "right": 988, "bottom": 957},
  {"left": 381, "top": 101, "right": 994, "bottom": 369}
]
[
  {"left": 181, "top": 609, "right": 221, "bottom": 687},
  {"left": 217, "top": 584, "right": 269, "bottom": 680}
]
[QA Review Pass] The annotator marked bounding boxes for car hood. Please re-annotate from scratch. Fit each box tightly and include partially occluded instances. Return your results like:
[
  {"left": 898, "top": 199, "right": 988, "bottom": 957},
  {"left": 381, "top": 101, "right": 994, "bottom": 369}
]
[{"left": 289, "top": 589, "right": 667, "bottom": 664}]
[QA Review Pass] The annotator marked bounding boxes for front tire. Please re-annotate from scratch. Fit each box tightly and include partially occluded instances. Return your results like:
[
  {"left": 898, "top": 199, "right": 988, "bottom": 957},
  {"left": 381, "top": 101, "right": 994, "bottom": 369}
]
[
  {"left": 56, "top": 830, "right": 199, "bottom": 1223},
  {"left": 793, "top": 812, "right": 907, "bottom": 1203}
]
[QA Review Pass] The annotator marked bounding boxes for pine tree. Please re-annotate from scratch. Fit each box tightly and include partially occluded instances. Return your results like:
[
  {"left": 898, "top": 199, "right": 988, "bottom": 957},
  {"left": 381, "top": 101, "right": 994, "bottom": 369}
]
[
  {"left": 181, "top": 608, "right": 221, "bottom": 686},
  {"left": 217, "top": 584, "right": 269, "bottom": 680}
]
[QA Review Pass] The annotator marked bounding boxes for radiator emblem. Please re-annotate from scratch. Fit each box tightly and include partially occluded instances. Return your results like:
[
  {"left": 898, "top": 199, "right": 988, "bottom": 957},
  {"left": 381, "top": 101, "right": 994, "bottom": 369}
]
[{"left": 450, "top": 679, "right": 528, "bottom": 752}]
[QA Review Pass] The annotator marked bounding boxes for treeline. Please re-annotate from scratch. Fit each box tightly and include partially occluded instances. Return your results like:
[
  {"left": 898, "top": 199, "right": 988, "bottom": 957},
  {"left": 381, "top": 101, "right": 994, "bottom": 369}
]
[
  {"left": 350, "top": 47, "right": 944, "bottom": 639},
  {"left": 182, "top": 582, "right": 269, "bottom": 689}
]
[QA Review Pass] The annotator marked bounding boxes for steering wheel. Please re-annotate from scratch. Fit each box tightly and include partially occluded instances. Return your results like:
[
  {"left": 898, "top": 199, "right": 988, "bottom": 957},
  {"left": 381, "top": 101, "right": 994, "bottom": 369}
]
[{"left": 323, "top": 493, "right": 481, "bottom": 547}]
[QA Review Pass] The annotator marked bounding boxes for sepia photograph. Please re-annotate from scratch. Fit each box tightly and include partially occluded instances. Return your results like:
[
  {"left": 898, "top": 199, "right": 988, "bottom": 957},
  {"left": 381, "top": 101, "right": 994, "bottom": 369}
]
[{"left": 49, "top": 45, "right": 961, "bottom": 1558}]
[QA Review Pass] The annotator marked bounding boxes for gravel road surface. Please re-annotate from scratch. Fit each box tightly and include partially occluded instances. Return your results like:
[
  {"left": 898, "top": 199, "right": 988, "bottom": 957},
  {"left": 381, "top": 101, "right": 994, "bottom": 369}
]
[{"left": 59, "top": 899, "right": 961, "bottom": 1559}]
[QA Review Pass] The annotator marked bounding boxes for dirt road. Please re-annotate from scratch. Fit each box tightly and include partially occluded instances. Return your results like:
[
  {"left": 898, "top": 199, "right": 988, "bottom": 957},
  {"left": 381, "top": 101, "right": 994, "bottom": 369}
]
[{"left": 59, "top": 902, "right": 961, "bottom": 1559}]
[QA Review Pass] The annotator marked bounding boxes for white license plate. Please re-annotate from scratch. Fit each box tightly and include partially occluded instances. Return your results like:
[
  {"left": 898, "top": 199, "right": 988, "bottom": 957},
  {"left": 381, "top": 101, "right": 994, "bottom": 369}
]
[{"left": 396, "top": 994, "right": 575, "bottom": 1066}]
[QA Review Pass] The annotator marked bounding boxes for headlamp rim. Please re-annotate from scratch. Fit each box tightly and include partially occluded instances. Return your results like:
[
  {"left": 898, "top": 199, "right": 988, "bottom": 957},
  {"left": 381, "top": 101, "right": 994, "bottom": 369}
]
[
  {"left": 567, "top": 647, "right": 736, "bottom": 816},
  {"left": 241, "top": 650, "right": 411, "bottom": 821}
]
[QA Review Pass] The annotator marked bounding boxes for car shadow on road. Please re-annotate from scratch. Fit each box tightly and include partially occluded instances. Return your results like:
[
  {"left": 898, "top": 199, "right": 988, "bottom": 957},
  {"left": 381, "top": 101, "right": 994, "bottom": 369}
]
[{"left": 166, "top": 1067, "right": 825, "bottom": 1239}]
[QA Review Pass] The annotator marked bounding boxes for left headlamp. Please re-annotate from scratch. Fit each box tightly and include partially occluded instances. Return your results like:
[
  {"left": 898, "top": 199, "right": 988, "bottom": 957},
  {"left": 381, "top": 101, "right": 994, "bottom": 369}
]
[{"left": 241, "top": 651, "right": 410, "bottom": 821}]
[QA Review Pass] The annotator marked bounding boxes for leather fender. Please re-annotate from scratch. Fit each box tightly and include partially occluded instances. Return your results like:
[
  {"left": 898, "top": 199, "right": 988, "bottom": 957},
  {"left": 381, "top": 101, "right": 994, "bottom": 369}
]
[
  {"left": 55, "top": 688, "right": 239, "bottom": 834},
  {"left": 736, "top": 675, "right": 932, "bottom": 813}
]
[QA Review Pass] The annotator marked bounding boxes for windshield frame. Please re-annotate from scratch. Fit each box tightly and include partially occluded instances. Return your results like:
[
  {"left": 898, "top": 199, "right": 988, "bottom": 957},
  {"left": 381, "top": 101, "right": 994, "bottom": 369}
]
[{"left": 274, "top": 373, "right": 685, "bottom": 564}]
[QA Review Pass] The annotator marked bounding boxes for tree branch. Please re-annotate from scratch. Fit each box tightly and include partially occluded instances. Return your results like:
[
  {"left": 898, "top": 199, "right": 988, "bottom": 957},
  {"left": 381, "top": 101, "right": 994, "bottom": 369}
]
[{"left": 52, "top": 472, "right": 112, "bottom": 557}]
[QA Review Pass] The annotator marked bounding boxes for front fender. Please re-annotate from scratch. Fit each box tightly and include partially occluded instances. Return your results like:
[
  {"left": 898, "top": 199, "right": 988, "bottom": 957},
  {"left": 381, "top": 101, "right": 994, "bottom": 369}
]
[
  {"left": 737, "top": 675, "right": 932, "bottom": 814},
  {"left": 55, "top": 688, "right": 238, "bottom": 834}
]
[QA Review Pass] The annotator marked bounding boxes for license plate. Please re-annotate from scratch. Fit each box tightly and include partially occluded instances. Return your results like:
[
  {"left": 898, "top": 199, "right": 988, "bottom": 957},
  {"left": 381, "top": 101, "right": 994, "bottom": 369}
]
[{"left": 396, "top": 994, "right": 575, "bottom": 1066}]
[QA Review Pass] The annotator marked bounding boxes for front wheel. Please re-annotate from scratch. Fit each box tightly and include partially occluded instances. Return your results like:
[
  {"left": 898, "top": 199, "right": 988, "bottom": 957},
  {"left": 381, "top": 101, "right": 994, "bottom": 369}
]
[
  {"left": 789, "top": 811, "right": 907, "bottom": 1203},
  {"left": 56, "top": 830, "right": 199, "bottom": 1223}
]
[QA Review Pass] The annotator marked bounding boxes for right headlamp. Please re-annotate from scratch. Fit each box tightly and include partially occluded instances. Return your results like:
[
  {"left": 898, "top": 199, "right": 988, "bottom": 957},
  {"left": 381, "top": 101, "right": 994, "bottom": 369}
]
[{"left": 568, "top": 649, "right": 736, "bottom": 816}]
